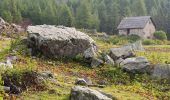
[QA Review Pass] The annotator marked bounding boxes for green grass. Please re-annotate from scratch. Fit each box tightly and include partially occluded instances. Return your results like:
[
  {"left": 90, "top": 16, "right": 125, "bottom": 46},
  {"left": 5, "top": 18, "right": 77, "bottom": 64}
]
[
  {"left": 136, "top": 52, "right": 170, "bottom": 64},
  {"left": 19, "top": 91, "right": 70, "bottom": 100}
]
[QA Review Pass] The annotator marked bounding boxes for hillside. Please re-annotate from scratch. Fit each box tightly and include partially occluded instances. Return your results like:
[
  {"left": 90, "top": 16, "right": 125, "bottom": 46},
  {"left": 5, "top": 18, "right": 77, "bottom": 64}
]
[
  {"left": 0, "top": 28, "right": 170, "bottom": 99},
  {"left": 0, "top": 0, "right": 170, "bottom": 100}
]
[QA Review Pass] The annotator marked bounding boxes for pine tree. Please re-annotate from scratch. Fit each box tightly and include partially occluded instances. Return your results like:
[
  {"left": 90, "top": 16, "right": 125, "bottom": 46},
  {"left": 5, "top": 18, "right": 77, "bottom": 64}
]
[
  {"left": 75, "top": 0, "right": 91, "bottom": 29},
  {"left": 98, "top": 1, "right": 107, "bottom": 32},
  {"left": 59, "top": 4, "right": 73, "bottom": 27},
  {"left": 133, "top": 0, "right": 147, "bottom": 16},
  {"left": 1, "top": 11, "right": 13, "bottom": 23}
]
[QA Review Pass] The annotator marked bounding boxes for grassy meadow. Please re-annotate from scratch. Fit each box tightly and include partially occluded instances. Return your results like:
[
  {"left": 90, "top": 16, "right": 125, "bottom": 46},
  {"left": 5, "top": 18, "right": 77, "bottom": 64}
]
[{"left": 0, "top": 35, "right": 170, "bottom": 100}]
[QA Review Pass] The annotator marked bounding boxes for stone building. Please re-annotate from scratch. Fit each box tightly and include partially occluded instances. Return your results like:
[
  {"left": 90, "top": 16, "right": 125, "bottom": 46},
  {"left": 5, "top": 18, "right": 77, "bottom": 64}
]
[{"left": 117, "top": 16, "right": 156, "bottom": 39}]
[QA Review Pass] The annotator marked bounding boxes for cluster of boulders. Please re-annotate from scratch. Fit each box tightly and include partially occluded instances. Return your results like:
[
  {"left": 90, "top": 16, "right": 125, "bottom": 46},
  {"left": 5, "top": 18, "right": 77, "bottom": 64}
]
[
  {"left": 108, "top": 42, "right": 170, "bottom": 80},
  {"left": 68, "top": 40, "right": 170, "bottom": 100},
  {"left": 27, "top": 25, "right": 170, "bottom": 80},
  {"left": 0, "top": 17, "right": 24, "bottom": 35},
  {"left": 83, "top": 40, "right": 147, "bottom": 69},
  {"left": 108, "top": 41, "right": 148, "bottom": 73}
]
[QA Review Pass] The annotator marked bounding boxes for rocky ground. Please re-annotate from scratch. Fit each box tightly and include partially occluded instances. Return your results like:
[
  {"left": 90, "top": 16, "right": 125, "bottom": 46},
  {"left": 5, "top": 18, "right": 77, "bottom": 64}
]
[{"left": 0, "top": 24, "right": 170, "bottom": 100}]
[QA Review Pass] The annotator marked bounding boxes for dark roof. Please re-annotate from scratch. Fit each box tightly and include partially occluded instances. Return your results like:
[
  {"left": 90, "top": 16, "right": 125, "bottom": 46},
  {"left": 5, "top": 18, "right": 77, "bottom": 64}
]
[{"left": 117, "top": 16, "right": 155, "bottom": 29}]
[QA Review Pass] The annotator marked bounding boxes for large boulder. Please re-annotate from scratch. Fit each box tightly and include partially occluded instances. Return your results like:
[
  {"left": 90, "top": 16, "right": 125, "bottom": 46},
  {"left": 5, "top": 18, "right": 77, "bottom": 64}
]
[
  {"left": 27, "top": 25, "right": 95, "bottom": 58},
  {"left": 151, "top": 64, "right": 170, "bottom": 79},
  {"left": 109, "top": 46, "right": 135, "bottom": 60},
  {"left": 120, "top": 57, "right": 150, "bottom": 74},
  {"left": 70, "top": 86, "right": 113, "bottom": 100},
  {"left": 109, "top": 41, "right": 144, "bottom": 61}
]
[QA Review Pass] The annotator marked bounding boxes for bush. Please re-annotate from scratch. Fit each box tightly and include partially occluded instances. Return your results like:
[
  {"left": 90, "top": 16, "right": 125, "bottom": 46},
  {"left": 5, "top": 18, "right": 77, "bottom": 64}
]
[
  {"left": 108, "top": 36, "right": 129, "bottom": 45},
  {"left": 108, "top": 35, "right": 140, "bottom": 45},
  {"left": 142, "top": 39, "right": 155, "bottom": 45},
  {"left": 128, "top": 35, "right": 141, "bottom": 43},
  {"left": 154, "top": 31, "right": 167, "bottom": 40}
]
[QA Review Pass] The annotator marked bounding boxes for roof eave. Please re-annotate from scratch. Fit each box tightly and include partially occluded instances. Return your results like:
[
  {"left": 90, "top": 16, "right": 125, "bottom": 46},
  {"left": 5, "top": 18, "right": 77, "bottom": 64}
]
[{"left": 117, "top": 27, "right": 144, "bottom": 30}]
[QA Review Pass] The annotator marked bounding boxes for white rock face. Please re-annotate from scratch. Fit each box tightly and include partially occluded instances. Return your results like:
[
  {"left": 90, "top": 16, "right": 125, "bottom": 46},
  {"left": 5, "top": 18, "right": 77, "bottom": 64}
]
[
  {"left": 27, "top": 25, "right": 95, "bottom": 58},
  {"left": 70, "top": 86, "right": 113, "bottom": 100}
]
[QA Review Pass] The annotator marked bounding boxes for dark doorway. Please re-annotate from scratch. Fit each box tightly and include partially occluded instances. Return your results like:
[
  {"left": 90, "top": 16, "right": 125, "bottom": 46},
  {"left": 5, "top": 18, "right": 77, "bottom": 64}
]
[{"left": 127, "top": 29, "right": 130, "bottom": 35}]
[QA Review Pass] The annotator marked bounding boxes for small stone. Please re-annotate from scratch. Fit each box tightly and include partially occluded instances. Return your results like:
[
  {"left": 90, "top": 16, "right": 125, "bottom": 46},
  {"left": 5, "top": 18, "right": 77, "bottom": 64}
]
[
  {"left": 115, "top": 58, "right": 124, "bottom": 66},
  {"left": 3, "top": 86, "right": 10, "bottom": 92},
  {"left": 97, "top": 80, "right": 108, "bottom": 86},
  {"left": 75, "top": 78, "right": 88, "bottom": 86},
  {"left": 91, "top": 58, "right": 104, "bottom": 68},
  {"left": 84, "top": 77, "right": 93, "bottom": 85},
  {"left": 98, "top": 85, "right": 106, "bottom": 88},
  {"left": 84, "top": 45, "right": 97, "bottom": 59},
  {"left": 104, "top": 55, "right": 115, "bottom": 66},
  {"left": 7, "top": 56, "right": 18, "bottom": 63}
]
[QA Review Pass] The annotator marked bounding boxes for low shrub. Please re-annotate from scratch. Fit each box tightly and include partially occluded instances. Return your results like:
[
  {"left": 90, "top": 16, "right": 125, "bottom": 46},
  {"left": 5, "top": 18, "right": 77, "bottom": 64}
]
[
  {"left": 127, "top": 35, "right": 141, "bottom": 42},
  {"left": 154, "top": 31, "right": 167, "bottom": 40},
  {"left": 108, "top": 35, "right": 141, "bottom": 45},
  {"left": 142, "top": 39, "right": 156, "bottom": 45},
  {"left": 108, "top": 36, "right": 130, "bottom": 45}
]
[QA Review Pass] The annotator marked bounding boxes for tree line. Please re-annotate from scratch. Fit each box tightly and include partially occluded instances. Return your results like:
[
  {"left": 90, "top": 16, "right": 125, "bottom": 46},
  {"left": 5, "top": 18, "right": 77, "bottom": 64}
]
[{"left": 0, "top": 0, "right": 170, "bottom": 39}]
